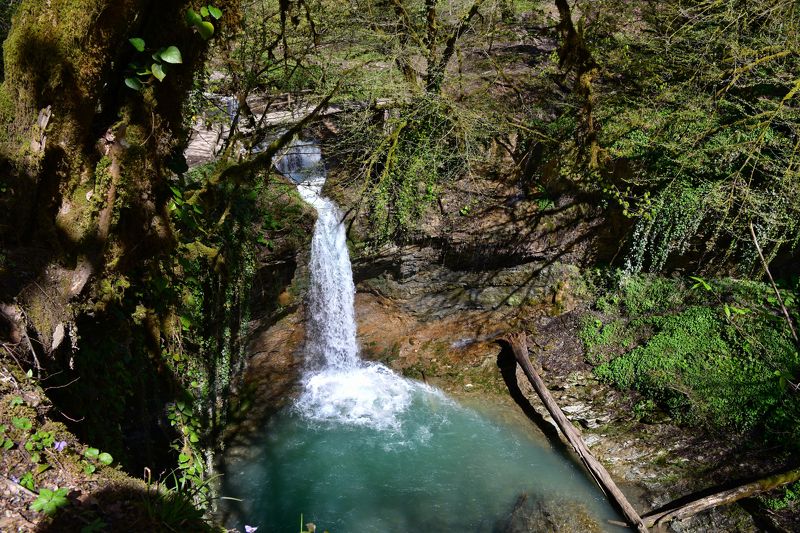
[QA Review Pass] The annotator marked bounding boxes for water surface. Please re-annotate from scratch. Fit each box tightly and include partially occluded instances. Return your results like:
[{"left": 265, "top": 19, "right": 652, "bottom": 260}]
[{"left": 218, "top": 375, "right": 621, "bottom": 532}]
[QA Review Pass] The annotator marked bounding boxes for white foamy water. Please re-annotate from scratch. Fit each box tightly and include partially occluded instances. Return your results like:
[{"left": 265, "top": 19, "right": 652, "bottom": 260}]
[{"left": 275, "top": 139, "right": 433, "bottom": 431}]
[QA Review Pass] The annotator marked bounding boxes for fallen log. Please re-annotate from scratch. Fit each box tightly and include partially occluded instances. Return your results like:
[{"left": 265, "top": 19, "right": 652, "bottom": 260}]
[
  {"left": 503, "top": 332, "right": 648, "bottom": 533},
  {"left": 643, "top": 466, "right": 800, "bottom": 528}
]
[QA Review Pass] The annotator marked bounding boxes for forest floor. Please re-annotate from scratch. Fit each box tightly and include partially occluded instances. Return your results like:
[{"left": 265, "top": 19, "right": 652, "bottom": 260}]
[{"left": 0, "top": 359, "right": 216, "bottom": 532}]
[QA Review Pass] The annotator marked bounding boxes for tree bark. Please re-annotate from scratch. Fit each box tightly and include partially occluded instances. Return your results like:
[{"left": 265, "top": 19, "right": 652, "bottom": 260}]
[
  {"left": 643, "top": 467, "right": 800, "bottom": 528},
  {"left": 503, "top": 332, "right": 649, "bottom": 533},
  {"left": 425, "top": 0, "right": 484, "bottom": 93}
]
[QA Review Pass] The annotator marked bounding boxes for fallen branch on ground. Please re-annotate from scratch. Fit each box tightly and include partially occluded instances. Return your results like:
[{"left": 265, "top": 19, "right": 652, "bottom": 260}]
[{"left": 643, "top": 466, "right": 800, "bottom": 528}]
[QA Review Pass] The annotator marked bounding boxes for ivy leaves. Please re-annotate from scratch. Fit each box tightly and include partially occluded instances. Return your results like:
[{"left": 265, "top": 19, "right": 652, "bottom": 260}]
[
  {"left": 125, "top": 40, "right": 183, "bottom": 91},
  {"left": 186, "top": 4, "right": 222, "bottom": 40},
  {"left": 124, "top": 4, "right": 222, "bottom": 90},
  {"left": 128, "top": 37, "right": 145, "bottom": 52}
]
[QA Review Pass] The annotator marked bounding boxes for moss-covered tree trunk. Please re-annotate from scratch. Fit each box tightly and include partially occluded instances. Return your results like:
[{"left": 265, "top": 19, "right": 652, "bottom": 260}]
[{"left": 0, "top": 0, "right": 235, "bottom": 473}]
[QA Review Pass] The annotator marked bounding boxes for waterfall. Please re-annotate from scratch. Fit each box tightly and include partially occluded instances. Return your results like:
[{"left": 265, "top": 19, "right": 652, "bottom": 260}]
[
  {"left": 274, "top": 139, "right": 431, "bottom": 431},
  {"left": 276, "top": 140, "right": 358, "bottom": 369}
]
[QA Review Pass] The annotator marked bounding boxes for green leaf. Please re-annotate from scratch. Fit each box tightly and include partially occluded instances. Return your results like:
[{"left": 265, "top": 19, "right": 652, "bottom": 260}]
[
  {"left": 195, "top": 21, "right": 215, "bottom": 40},
  {"left": 135, "top": 67, "right": 151, "bottom": 76},
  {"left": 689, "top": 276, "right": 711, "bottom": 291},
  {"left": 12, "top": 417, "right": 32, "bottom": 431},
  {"left": 10, "top": 396, "right": 23, "bottom": 407},
  {"left": 125, "top": 77, "right": 143, "bottom": 91},
  {"left": 128, "top": 37, "right": 145, "bottom": 52},
  {"left": 84, "top": 447, "right": 99, "bottom": 459},
  {"left": 208, "top": 5, "right": 222, "bottom": 19},
  {"left": 83, "top": 462, "right": 96, "bottom": 475},
  {"left": 200, "top": 6, "right": 209, "bottom": 17},
  {"left": 185, "top": 8, "right": 203, "bottom": 25},
  {"left": 179, "top": 315, "right": 192, "bottom": 329},
  {"left": 31, "top": 487, "right": 69, "bottom": 515},
  {"left": 20, "top": 472, "right": 34, "bottom": 490},
  {"left": 152, "top": 63, "right": 166, "bottom": 82},
  {"left": 3, "top": 438, "right": 13, "bottom": 450},
  {"left": 98, "top": 452, "right": 113, "bottom": 465},
  {"left": 159, "top": 46, "right": 183, "bottom": 64}
]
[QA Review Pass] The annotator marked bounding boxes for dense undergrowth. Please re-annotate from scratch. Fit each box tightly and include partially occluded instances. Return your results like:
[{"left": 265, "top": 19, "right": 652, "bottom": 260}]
[{"left": 581, "top": 271, "right": 800, "bottom": 448}]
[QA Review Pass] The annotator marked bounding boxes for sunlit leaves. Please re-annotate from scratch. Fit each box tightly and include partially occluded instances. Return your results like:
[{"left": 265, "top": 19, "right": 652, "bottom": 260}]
[
  {"left": 159, "top": 46, "right": 183, "bottom": 64},
  {"left": 152, "top": 63, "right": 166, "bottom": 82},
  {"left": 128, "top": 37, "right": 145, "bottom": 52},
  {"left": 186, "top": 5, "right": 222, "bottom": 41}
]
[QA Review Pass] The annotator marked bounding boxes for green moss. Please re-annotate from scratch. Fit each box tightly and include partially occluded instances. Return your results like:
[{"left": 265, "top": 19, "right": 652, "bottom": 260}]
[
  {"left": 54, "top": 182, "right": 97, "bottom": 244},
  {"left": 585, "top": 272, "right": 800, "bottom": 447}
]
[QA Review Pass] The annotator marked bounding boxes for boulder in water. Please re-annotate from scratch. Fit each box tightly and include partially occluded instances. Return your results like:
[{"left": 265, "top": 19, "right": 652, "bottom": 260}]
[{"left": 496, "top": 493, "right": 604, "bottom": 533}]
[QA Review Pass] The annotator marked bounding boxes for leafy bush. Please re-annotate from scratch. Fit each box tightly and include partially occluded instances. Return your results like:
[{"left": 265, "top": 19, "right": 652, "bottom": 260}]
[{"left": 335, "top": 93, "right": 494, "bottom": 244}]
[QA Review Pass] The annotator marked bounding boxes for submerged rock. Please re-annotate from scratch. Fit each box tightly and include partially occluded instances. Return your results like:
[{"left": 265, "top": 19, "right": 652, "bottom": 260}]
[{"left": 497, "top": 493, "right": 604, "bottom": 533}]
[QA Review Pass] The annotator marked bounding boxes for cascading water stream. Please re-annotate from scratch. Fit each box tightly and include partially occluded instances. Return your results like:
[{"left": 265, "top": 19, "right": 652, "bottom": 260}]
[
  {"left": 276, "top": 139, "right": 434, "bottom": 431},
  {"left": 219, "top": 139, "right": 622, "bottom": 532}
]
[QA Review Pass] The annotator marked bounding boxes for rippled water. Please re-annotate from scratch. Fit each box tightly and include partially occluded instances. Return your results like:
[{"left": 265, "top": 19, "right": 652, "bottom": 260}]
[{"left": 218, "top": 390, "right": 620, "bottom": 532}]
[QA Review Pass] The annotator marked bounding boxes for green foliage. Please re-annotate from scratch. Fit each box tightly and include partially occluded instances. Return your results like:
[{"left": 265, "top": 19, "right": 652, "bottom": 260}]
[
  {"left": 12, "top": 416, "right": 32, "bottom": 431},
  {"left": 140, "top": 471, "right": 216, "bottom": 532},
  {"left": 524, "top": 0, "right": 800, "bottom": 272},
  {"left": 125, "top": 39, "right": 185, "bottom": 90},
  {"left": 142, "top": 158, "right": 292, "bottom": 509},
  {"left": 337, "top": 94, "right": 493, "bottom": 244},
  {"left": 583, "top": 272, "right": 800, "bottom": 446},
  {"left": 186, "top": 5, "right": 222, "bottom": 40},
  {"left": 159, "top": 46, "right": 183, "bottom": 64},
  {"left": 128, "top": 37, "right": 145, "bottom": 52},
  {"left": 124, "top": 2, "right": 217, "bottom": 91},
  {"left": 83, "top": 446, "right": 113, "bottom": 469},
  {"left": 19, "top": 471, "right": 35, "bottom": 491},
  {"left": 31, "top": 487, "right": 70, "bottom": 515},
  {"left": 25, "top": 430, "right": 54, "bottom": 463},
  {"left": 761, "top": 480, "right": 800, "bottom": 511},
  {"left": 0, "top": 424, "right": 14, "bottom": 450}
]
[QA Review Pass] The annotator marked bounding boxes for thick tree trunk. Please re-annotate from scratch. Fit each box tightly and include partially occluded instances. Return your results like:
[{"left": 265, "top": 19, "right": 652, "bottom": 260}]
[
  {"left": 0, "top": 0, "right": 236, "bottom": 475},
  {"left": 504, "top": 332, "right": 649, "bottom": 533}
]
